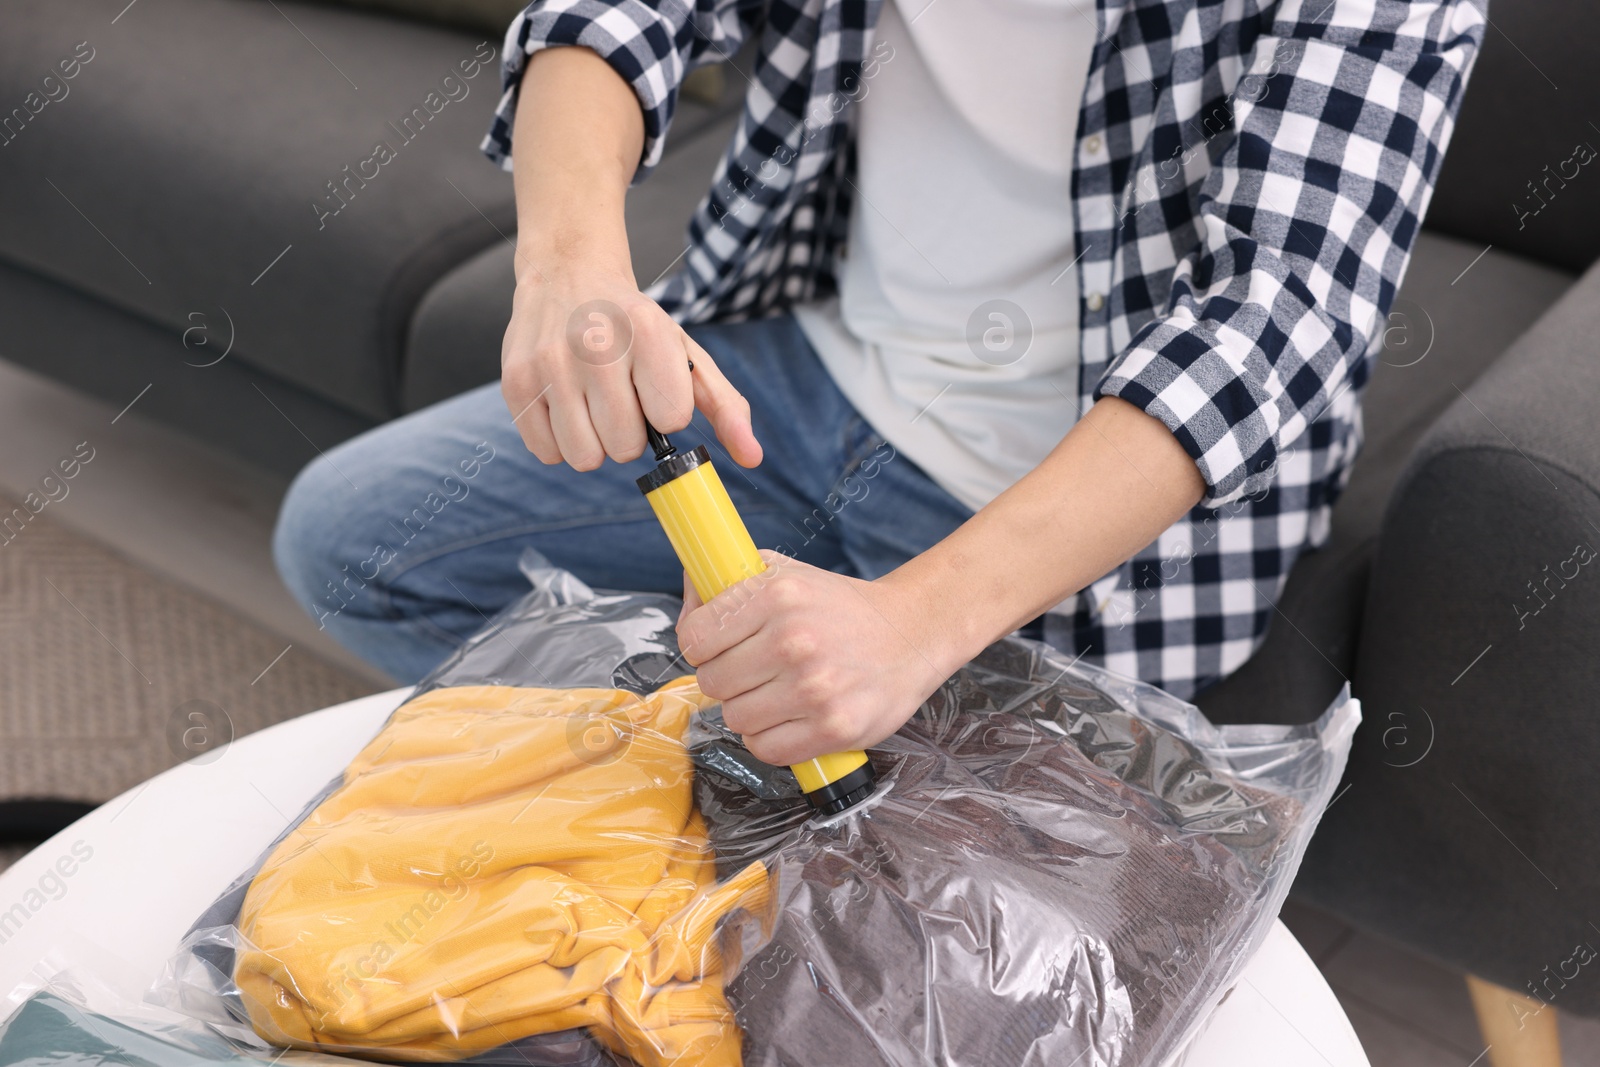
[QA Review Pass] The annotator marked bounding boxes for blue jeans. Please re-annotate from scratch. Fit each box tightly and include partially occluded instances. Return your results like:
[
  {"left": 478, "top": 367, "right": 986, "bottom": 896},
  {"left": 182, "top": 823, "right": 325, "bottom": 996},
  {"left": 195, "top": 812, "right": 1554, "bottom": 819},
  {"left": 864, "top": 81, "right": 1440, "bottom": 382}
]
[{"left": 273, "top": 315, "right": 975, "bottom": 682}]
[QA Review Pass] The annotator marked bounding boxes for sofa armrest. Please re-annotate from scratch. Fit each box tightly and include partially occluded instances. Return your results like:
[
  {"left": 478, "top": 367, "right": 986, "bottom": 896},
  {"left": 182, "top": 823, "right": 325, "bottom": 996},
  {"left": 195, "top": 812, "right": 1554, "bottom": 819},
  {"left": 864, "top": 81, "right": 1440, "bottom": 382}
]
[{"left": 1296, "top": 256, "right": 1600, "bottom": 1013}]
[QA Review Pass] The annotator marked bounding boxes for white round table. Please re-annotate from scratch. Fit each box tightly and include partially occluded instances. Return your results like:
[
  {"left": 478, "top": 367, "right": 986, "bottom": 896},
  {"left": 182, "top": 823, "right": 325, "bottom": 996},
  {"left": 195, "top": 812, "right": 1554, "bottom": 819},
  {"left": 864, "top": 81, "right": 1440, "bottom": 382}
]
[{"left": 0, "top": 689, "right": 1369, "bottom": 1067}]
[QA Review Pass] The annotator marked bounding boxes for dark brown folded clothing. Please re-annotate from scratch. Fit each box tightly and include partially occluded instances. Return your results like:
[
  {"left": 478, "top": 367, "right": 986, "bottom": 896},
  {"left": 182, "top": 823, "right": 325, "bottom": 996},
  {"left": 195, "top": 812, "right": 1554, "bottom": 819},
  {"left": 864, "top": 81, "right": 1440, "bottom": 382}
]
[{"left": 694, "top": 641, "right": 1301, "bottom": 1067}]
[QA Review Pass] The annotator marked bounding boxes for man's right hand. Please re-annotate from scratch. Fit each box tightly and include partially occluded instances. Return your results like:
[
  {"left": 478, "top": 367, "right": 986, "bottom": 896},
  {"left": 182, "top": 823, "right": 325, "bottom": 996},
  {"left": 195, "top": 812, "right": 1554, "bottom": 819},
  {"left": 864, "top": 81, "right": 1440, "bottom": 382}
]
[
  {"left": 501, "top": 266, "right": 762, "bottom": 471},
  {"left": 499, "top": 46, "right": 761, "bottom": 472}
]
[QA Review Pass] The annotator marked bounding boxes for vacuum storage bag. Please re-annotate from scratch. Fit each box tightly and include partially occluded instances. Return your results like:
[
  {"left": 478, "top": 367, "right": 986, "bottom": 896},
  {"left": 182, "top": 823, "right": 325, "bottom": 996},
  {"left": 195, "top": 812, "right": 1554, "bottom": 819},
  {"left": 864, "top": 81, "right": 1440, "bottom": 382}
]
[{"left": 147, "top": 552, "right": 1356, "bottom": 1067}]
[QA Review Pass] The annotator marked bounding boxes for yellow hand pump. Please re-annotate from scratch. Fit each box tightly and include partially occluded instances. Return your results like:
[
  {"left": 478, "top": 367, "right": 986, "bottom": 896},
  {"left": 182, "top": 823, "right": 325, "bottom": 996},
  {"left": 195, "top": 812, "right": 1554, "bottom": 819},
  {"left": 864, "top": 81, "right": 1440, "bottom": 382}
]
[{"left": 637, "top": 425, "right": 877, "bottom": 815}]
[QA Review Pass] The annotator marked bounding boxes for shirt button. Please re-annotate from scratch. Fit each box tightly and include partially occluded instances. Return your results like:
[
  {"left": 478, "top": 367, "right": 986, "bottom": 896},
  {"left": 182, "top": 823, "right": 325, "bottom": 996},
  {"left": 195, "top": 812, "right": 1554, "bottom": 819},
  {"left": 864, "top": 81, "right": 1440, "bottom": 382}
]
[
  {"left": 1086, "top": 291, "right": 1105, "bottom": 312},
  {"left": 1084, "top": 133, "right": 1103, "bottom": 156}
]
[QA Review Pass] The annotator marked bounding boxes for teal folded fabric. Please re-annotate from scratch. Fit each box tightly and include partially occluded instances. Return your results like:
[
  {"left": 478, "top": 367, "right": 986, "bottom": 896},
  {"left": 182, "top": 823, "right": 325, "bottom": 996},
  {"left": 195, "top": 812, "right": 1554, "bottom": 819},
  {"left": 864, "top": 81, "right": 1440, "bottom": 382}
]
[{"left": 0, "top": 993, "right": 284, "bottom": 1066}]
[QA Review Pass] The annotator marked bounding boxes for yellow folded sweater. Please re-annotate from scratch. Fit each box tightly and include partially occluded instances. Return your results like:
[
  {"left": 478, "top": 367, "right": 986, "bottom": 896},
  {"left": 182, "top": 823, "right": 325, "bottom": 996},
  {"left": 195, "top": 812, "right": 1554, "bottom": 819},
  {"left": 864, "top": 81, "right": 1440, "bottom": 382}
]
[{"left": 234, "top": 678, "right": 770, "bottom": 1066}]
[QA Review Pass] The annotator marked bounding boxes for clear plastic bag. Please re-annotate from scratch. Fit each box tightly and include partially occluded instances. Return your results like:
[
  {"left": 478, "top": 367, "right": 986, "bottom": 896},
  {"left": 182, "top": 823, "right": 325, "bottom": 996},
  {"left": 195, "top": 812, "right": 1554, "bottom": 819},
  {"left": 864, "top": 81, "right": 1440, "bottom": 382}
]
[
  {"left": 0, "top": 942, "right": 357, "bottom": 1066},
  {"left": 148, "top": 551, "right": 1356, "bottom": 1067}
]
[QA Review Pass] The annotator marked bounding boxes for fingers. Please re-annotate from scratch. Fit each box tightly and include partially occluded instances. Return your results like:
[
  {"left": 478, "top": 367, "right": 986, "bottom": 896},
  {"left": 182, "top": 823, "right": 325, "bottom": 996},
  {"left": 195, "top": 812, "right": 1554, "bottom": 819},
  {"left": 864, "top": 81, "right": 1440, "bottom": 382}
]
[
  {"left": 504, "top": 279, "right": 759, "bottom": 471},
  {"left": 694, "top": 628, "right": 783, "bottom": 708},
  {"left": 503, "top": 288, "right": 673, "bottom": 468},
  {"left": 504, "top": 323, "right": 605, "bottom": 468},
  {"left": 546, "top": 384, "right": 607, "bottom": 472},
  {"left": 504, "top": 377, "right": 561, "bottom": 464},
  {"left": 686, "top": 338, "right": 763, "bottom": 468},
  {"left": 588, "top": 306, "right": 698, "bottom": 462},
  {"left": 723, "top": 686, "right": 808, "bottom": 756},
  {"left": 502, "top": 308, "right": 563, "bottom": 461},
  {"left": 677, "top": 579, "right": 768, "bottom": 667},
  {"left": 584, "top": 364, "right": 648, "bottom": 463},
  {"left": 737, "top": 678, "right": 871, "bottom": 767},
  {"left": 567, "top": 300, "right": 646, "bottom": 464},
  {"left": 634, "top": 327, "right": 696, "bottom": 435},
  {"left": 737, "top": 711, "right": 835, "bottom": 769},
  {"left": 677, "top": 571, "right": 699, "bottom": 628}
]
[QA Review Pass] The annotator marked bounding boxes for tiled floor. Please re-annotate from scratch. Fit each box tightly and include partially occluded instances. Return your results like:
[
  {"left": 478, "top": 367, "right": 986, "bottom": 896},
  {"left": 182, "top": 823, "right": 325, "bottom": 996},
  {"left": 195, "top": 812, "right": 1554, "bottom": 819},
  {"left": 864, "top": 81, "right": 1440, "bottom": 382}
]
[
  {"left": 1281, "top": 898, "right": 1600, "bottom": 1066},
  {"left": 0, "top": 359, "right": 388, "bottom": 683}
]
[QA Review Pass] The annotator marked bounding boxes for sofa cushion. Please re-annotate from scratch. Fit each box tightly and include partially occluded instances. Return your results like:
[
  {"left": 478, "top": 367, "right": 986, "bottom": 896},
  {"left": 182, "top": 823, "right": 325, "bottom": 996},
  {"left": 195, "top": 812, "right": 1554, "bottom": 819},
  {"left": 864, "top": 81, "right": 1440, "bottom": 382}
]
[
  {"left": 0, "top": 0, "right": 515, "bottom": 423},
  {"left": 1300, "top": 254, "right": 1600, "bottom": 1016},
  {"left": 307, "top": 0, "right": 526, "bottom": 35},
  {"left": 1195, "top": 232, "right": 1573, "bottom": 726},
  {"left": 1424, "top": 0, "right": 1600, "bottom": 274},
  {"left": 401, "top": 239, "right": 515, "bottom": 413},
  {"left": 0, "top": 258, "right": 376, "bottom": 476}
]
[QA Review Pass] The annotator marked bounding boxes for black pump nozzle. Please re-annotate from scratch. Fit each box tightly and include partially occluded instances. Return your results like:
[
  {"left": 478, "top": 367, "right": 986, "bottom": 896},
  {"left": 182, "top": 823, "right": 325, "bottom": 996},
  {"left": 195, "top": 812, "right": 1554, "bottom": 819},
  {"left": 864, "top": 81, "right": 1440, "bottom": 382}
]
[{"left": 646, "top": 426, "right": 677, "bottom": 462}]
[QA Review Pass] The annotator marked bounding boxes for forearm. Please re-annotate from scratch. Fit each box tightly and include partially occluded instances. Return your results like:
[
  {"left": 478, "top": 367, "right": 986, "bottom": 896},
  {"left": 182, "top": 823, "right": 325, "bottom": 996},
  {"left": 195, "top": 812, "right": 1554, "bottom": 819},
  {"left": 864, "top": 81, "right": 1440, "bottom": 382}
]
[
  {"left": 500, "top": 45, "right": 759, "bottom": 469},
  {"left": 888, "top": 397, "right": 1206, "bottom": 670},
  {"left": 510, "top": 46, "right": 643, "bottom": 282}
]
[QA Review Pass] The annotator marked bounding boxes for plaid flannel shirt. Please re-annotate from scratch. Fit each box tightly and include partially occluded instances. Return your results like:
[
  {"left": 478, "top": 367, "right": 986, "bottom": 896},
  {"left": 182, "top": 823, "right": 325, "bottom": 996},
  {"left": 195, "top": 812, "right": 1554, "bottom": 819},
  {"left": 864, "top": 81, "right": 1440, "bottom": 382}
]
[{"left": 483, "top": 0, "right": 1486, "bottom": 698}]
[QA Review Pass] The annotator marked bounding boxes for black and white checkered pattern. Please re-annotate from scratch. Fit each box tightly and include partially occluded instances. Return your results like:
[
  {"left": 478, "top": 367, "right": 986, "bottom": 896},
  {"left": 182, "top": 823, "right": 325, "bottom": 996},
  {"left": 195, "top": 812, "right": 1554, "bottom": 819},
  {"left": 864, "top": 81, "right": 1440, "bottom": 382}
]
[{"left": 483, "top": 0, "right": 1486, "bottom": 698}]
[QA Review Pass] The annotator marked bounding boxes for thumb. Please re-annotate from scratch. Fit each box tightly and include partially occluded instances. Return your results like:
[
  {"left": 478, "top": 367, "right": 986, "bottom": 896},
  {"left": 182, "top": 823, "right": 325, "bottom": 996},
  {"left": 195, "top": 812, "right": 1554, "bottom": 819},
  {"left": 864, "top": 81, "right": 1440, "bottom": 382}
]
[
  {"left": 686, "top": 338, "right": 763, "bottom": 468},
  {"left": 677, "top": 570, "right": 702, "bottom": 629}
]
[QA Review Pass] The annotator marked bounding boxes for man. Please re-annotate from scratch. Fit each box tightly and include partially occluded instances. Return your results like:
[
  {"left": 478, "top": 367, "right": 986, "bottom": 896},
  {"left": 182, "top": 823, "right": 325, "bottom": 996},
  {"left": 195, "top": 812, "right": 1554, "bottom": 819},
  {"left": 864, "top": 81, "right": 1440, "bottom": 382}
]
[{"left": 274, "top": 0, "right": 1485, "bottom": 769}]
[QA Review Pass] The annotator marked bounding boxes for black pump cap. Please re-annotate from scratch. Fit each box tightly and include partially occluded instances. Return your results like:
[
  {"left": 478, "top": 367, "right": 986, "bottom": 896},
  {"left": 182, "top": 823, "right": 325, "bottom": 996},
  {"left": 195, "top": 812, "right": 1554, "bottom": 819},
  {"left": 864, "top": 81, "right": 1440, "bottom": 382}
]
[
  {"left": 637, "top": 444, "right": 712, "bottom": 495},
  {"left": 803, "top": 762, "right": 878, "bottom": 816}
]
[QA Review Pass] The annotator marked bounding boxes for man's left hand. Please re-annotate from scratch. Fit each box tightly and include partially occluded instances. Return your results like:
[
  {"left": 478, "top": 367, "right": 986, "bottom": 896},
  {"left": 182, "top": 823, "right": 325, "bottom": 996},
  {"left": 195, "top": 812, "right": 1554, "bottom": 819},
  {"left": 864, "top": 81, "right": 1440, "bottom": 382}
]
[{"left": 675, "top": 551, "right": 954, "bottom": 767}]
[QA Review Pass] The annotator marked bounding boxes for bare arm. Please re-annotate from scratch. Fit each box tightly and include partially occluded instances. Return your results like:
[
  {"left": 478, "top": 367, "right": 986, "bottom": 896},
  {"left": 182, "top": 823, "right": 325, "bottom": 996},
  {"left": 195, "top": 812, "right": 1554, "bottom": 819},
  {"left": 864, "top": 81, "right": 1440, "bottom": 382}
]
[
  {"left": 501, "top": 47, "right": 761, "bottom": 471},
  {"left": 679, "top": 395, "right": 1203, "bottom": 767},
  {"left": 892, "top": 396, "right": 1204, "bottom": 658},
  {"left": 508, "top": 46, "right": 638, "bottom": 285}
]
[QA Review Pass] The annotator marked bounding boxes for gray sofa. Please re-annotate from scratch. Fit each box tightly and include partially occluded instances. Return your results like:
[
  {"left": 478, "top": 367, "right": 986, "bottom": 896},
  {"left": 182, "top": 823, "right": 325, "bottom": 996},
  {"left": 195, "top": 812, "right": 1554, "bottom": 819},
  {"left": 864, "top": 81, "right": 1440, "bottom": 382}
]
[
  {"left": 4, "top": 0, "right": 1597, "bottom": 1021},
  {"left": 1191, "top": 1, "right": 1600, "bottom": 1014},
  {"left": 0, "top": 0, "right": 739, "bottom": 473}
]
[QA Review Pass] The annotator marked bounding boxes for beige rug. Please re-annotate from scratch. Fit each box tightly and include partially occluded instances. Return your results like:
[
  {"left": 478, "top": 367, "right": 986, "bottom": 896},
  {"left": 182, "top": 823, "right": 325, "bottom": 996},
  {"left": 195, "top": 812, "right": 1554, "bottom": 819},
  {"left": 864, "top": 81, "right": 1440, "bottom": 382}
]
[{"left": 0, "top": 495, "right": 378, "bottom": 861}]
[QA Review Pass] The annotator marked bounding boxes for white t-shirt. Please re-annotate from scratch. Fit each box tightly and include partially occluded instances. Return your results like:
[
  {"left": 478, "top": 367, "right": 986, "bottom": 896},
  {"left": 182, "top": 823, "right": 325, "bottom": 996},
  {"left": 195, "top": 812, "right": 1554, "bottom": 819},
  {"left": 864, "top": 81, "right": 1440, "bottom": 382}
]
[{"left": 793, "top": 0, "right": 1098, "bottom": 513}]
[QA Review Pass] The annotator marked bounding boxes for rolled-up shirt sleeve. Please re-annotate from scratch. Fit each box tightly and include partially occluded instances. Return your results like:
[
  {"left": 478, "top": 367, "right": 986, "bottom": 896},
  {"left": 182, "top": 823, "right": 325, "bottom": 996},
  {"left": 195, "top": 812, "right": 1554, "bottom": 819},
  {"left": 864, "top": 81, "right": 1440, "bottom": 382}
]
[
  {"left": 481, "top": 0, "right": 751, "bottom": 180},
  {"left": 1093, "top": 0, "right": 1486, "bottom": 507}
]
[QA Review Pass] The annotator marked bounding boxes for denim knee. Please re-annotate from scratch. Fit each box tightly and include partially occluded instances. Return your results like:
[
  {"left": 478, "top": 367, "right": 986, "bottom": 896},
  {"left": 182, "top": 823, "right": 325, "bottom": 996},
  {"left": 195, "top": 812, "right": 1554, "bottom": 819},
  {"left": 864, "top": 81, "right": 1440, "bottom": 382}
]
[{"left": 273, "top": 453, "right": 368, "bottom": 628}]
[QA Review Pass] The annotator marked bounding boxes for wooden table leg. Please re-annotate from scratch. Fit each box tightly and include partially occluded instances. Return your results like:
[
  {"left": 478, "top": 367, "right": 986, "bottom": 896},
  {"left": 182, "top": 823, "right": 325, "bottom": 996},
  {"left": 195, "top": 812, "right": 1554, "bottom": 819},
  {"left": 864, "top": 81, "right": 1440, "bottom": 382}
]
[{"left": 1467, "top": 973, "right": 1562, "bottom": 1067}]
